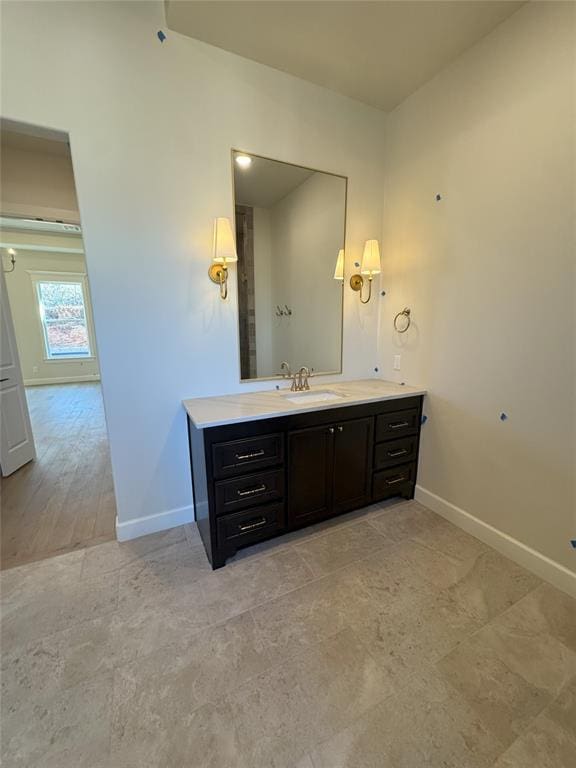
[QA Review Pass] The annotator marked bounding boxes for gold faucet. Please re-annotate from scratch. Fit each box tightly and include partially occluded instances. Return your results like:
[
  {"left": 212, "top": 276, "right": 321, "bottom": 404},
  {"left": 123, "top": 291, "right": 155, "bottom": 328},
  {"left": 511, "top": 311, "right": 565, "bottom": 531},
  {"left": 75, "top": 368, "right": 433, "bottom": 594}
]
[{"left": 291, "top": 366, "right": 311, "bottom": 391}]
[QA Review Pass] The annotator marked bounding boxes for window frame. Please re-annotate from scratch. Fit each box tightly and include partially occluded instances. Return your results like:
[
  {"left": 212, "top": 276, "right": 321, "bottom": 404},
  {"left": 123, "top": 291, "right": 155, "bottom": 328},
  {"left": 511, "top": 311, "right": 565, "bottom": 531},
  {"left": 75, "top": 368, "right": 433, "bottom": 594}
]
[{"left": 29, "top": 271, "right": 97, "bottom": 362}]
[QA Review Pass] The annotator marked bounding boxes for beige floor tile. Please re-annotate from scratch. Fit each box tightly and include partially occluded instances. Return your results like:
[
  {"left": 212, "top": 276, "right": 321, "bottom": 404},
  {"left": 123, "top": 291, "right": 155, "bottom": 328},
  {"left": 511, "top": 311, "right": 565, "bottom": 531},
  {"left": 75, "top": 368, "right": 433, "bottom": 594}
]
[
  {"left": 355, "top": 589, "right": 483, "bottom": 680},
  {"left": 224, "top": 660, "right": 319, "bottom": 768},
  {"left": 1, "top": 570, "right": 119, "bottom": 653},
  {"left": 503, "top": 582, "right": 576, "bottom": 653},
  {"left": 367, "top": 500, "right": 444, "bottom": 543},
  {"left": 294, "top": 520, "right": 391, "bottom": 577},
  {"left": 2, "top": 614, "right": 115, "bottom": 713},
  {"left": 492, "top": 711, "right": 576, "bottom": 768},
  {"left": 478, "top": 594, "right": 576, "bottom": 696},
  {"left": 111, "top": 612, "right": 271, "bottom": 748},
  {"left": 2, "top": 497, "right": 568, "bottom": 768},
  {"left": 292, "top": 756, "right": 314, "bottom": 768},
  {"left": 310, "top": 667, "right": 504, "bottom": 768},
  {"left": 546, "top": 675, "right": 576, "bottom": 738},
  {"left": 156, "top": 547, "right": 316, "bottom": 638},
  {"left": 437, "top": 630, "right": 551, "bottom": 747},
  {"left": 447, "top": 549, "right": 542, "bottom": 622},
  {"left": 411, "top": 517, "right": 489, "bottom": 561},
  {"left": 347, "top": 542, "right": 439, "bottom": 605},
  {"left": 1, "top": 673, "right": 113, "bottom": 768},
  {"left": 251, "top": 565, "right": 374, "bottom": 662},
  {"left": 81, "top": 525, "right": 187, "bottom": 579},
  {"left": 110, "top": 698, "right": 247, "bottom": 768},
  {"left": 0, "top": 548, "right": 85, "bottom": 606},
  {"left": 117, "top": 539, "right": 214, "bottom": 611},
  {"left": 291, "top": 627, "right": 394, "bottom": 742}
]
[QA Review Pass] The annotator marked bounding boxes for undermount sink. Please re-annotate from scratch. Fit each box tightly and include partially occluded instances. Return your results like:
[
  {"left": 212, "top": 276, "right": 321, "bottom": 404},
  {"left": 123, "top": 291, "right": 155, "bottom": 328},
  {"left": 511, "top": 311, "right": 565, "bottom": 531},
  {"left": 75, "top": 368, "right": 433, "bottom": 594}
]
[{"left": 280, "top": 389, "right": 344, "bottom": 404}]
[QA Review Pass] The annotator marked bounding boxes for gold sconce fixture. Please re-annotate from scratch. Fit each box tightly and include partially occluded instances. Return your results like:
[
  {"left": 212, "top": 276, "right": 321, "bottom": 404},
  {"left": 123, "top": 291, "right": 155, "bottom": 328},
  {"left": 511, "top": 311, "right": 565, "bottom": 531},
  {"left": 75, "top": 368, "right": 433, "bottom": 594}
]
[
  {"left": 208, "top": 217, "right": 237, "bottom": 300},
  {"left": 350, "top": 239, "right": 381, "bottom": 304}
]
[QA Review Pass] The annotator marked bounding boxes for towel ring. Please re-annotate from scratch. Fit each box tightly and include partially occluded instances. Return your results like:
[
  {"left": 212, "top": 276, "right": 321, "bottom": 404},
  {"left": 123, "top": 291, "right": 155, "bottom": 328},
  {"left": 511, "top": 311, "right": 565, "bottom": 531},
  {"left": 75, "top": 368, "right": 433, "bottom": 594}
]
[{"left": 394, "top": 307, "right": 411, "bottom": 333}]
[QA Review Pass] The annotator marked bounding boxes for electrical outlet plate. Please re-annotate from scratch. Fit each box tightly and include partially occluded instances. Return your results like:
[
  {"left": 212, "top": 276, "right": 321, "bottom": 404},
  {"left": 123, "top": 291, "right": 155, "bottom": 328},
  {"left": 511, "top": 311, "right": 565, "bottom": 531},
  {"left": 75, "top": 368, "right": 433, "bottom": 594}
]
[{"left": 393, "top": 355, "right": 401, "bottom": 371}]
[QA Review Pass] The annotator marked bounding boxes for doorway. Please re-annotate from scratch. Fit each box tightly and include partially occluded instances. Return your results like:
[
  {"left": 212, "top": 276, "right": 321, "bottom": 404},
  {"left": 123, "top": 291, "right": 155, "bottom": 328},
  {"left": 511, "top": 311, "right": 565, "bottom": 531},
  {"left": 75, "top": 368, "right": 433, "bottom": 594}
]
[{"left": 0, "top": 121, "right": 116, "bottom": 569}]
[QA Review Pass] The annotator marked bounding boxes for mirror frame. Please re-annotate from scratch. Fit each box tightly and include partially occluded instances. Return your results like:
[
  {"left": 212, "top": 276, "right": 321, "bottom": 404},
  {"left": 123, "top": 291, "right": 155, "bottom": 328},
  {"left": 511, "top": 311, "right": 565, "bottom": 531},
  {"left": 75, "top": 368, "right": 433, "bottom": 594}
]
[{"left": 231, "top": 148, "right": 348, "bottom": 383}]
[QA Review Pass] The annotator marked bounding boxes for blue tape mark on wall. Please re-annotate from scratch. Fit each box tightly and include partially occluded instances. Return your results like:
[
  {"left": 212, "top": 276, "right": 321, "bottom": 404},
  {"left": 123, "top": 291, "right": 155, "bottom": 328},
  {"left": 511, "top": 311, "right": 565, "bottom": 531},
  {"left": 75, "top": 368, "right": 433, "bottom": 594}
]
[
  {"left": 500, "top": 412, "right": 508, "bottom": 421},
  {"left": 421, "top": 414, "right": 428, "bottom": 425},
  {"left": 157, "top": 30, "right": 166, "bottom": 42}
]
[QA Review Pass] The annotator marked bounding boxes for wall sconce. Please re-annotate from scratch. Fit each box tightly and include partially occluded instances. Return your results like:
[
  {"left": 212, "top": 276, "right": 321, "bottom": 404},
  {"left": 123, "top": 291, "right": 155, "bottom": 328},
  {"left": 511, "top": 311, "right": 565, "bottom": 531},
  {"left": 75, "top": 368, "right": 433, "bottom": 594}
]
[
  {"left": 350, "top": 239, "right": 381, "bottom": 304},
  {"left": 208, "top": 217, "right": 237, "bottom": 300},
  {"left": 333, "top": 248, "right": 345, "bottom": 281}
]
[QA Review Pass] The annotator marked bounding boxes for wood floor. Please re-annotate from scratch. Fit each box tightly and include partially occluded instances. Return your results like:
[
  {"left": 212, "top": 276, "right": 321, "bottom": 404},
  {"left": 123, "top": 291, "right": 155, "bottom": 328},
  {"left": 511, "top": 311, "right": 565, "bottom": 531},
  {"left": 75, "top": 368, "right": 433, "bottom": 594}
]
[{"left": 0, "top": 383, "right": 116, "bottom": 570}]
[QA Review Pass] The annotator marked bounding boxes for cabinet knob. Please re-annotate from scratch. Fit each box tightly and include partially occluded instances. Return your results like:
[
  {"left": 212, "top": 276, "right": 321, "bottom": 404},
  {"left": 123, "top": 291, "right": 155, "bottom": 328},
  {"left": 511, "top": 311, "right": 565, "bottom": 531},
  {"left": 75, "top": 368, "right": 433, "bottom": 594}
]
[
  {"left": 328, "top": 427, "right": 335, "bottom": 434},
  {"left": 337, "top": 426, "right": 343, "bottom": 433}
]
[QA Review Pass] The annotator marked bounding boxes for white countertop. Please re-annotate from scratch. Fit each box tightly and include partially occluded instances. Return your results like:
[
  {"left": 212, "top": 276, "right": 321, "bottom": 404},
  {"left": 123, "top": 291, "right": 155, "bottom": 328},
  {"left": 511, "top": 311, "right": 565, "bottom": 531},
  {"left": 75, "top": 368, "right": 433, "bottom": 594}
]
[{"left": 183, "top": 379, "right": 426, "bottom": 429}]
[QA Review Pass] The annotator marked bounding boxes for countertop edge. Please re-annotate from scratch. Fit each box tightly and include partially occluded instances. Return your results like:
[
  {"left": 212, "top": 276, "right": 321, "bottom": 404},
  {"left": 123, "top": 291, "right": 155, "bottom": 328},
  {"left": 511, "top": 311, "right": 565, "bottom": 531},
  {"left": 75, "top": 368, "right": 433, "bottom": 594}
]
[{"left": 183, "top": 384, "right": 427, "bottom": 430}]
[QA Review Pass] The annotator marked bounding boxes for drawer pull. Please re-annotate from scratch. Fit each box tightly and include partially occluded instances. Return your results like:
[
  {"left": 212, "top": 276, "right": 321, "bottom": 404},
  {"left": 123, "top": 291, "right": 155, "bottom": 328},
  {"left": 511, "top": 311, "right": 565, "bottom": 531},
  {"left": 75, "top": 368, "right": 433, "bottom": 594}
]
[
  {"left": 238, "top": 517, "right": 267, "bottom": 532},
  {"left": 337, "top": 426, "right": 343, "bottom": 433},
  {"left": 237, "top": 484, "right": 267, "bottom": 498},
  {"left": 389, "top": 421, "right": 410, "bottom": 430},
  {"left": 388, "top": 448, "right": 408, "bottom": 457},
  {"left": 386, "top": 474, "right": 406, "bottom": 486},
  {"left": 235, "top": 449, "right": 265, "bottom": 461}
]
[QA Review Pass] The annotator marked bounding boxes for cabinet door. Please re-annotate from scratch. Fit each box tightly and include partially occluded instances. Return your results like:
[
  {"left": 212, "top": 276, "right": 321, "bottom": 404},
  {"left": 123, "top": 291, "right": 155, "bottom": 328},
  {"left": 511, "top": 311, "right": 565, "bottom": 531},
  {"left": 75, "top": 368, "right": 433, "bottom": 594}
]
[
  {"left": 287, "top": 425, "right": 334, "bottom": 526},
  {"left": 333, "top": 417, "right": 372, "bottom": 515}
]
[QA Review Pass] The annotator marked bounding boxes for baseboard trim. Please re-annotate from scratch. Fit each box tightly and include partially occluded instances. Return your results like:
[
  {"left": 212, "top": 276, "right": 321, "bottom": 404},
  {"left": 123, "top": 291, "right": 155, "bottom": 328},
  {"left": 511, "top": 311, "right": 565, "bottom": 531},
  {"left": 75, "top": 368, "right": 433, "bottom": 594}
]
[
  {"left": 415, "top": 485, "right": 576, "bottom": 598},
  {"left": 116, "top": 504, "right": 194, "bottom": 542},
  {"left": 24, "top": 375, "right": 101, "bottom": 386}
]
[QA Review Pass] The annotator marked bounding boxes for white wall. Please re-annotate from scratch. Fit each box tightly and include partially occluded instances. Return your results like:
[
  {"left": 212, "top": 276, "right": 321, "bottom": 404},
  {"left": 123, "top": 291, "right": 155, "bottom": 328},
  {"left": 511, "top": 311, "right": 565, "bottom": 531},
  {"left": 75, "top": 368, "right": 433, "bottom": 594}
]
[
  {"left": 379, "top": 1, "right": 575, "bottom": 573},
  {"left": 0, "top": 1, "right": 386, "bottom": 533},
  {"left": 3, "top": 240, "right": 100, "bottom": 385}
]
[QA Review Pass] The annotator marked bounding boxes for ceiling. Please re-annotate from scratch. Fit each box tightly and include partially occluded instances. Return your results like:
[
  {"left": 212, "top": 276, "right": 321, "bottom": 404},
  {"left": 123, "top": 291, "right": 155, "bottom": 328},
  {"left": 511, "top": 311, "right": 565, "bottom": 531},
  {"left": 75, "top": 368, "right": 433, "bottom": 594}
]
[
  {"left": 165, "top": 1, "right": 525, "bottom": 111},
  {"left": 233, "top": 153, "right": 315, "bottom": 208},
  {"left": 0, "top": 124, "right": 70, "bottom": 157}
]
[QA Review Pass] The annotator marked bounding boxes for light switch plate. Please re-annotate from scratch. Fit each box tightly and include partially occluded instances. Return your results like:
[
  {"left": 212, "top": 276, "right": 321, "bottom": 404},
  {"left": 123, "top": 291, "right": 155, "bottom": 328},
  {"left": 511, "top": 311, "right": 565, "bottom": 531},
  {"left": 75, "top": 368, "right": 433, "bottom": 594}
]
[{"left": 393, "top": 355, "right": 401, "bottom": 371}]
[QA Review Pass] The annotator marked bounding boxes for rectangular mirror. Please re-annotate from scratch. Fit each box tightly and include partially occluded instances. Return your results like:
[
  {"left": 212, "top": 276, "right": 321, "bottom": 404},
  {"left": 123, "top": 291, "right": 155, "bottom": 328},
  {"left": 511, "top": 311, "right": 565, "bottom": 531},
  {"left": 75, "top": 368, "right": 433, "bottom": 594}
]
[{"left": 232, "top": 150, "right": 346, "bottom": 381}]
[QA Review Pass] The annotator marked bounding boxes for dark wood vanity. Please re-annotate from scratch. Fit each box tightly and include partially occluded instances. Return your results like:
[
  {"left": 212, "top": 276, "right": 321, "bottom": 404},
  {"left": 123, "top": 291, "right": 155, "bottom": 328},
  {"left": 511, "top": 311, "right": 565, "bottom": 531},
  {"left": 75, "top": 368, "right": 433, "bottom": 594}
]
[{"left": 187, "top": 392, "right": 424, "bottom": 569}]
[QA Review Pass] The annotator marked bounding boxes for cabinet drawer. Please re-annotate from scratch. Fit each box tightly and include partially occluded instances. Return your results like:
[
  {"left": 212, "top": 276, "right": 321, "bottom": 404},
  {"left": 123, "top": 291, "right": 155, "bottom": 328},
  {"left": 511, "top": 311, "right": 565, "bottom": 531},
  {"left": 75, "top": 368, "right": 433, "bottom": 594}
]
[
  {"left": 217, "top": 503, "right": 284, "bottom": 548},
  {"left": 212, "top": 434, "right": 283, "bottom": 479},
  {"left": 214, "top": 469, "right": 284, "bottom": 515},
  {"left": 374, "top": 435, "right": 418, "bottom": 470},
  {"left": 373, "top": 462, "right": 416, "bottom": 500},
  {"left": 375, "top": 408, "right": 419, "bottom": 441}
]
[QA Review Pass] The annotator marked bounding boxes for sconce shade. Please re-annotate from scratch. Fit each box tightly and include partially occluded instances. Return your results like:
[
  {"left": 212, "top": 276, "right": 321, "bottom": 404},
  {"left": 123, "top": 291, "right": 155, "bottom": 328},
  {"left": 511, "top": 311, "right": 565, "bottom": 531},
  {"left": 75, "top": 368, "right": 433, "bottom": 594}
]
[
  {"left": 333, "top": 249, "right": 345, "bottom": 280},
  {"left": 361, "top": 239, "right": 381, "bottom": 276},
  {"left": 213, "top": 217, "right": 237, "bottom": 263}
]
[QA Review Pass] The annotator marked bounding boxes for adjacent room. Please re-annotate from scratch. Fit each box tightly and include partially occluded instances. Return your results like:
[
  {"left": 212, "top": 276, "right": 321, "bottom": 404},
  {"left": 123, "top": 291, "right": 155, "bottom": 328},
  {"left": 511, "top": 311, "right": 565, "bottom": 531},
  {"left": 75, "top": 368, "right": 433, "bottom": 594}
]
[
  {"left": 0, "top": 125, "right": 115, "bottom": 568},
  {"left": 0, "top": 1, "right": 574, "bottom": 767}
]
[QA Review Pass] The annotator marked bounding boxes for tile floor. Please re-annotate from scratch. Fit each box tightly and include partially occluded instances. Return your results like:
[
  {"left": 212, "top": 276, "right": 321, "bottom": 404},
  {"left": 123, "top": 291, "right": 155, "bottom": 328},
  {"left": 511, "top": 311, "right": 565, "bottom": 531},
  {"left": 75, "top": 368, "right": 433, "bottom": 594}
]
[{"left": 1, "top": 500, "right": 575, "bottom": 767}]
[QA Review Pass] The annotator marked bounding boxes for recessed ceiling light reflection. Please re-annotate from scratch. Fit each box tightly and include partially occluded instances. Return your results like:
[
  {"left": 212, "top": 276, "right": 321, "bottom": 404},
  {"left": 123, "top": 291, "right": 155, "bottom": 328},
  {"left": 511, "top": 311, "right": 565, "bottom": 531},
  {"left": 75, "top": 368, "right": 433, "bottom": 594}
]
[{"left": 235, "top": 154, "right": 252, "bottom": 169}]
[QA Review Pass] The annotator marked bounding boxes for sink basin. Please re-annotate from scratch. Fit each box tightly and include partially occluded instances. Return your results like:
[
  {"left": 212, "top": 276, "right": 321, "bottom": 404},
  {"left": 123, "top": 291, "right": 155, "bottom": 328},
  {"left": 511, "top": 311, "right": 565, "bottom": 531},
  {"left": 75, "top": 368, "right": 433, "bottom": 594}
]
[{"left": 280, "top": 389, "right": 344, "bottom": 404}]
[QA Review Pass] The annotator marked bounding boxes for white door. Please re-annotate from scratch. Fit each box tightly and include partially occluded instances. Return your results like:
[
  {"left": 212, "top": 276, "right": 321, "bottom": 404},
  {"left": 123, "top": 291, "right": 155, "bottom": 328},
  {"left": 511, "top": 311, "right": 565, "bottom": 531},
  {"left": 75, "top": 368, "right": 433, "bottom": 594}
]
[{"left": 0, "top": 267, "right": 36, "bottom": 475}]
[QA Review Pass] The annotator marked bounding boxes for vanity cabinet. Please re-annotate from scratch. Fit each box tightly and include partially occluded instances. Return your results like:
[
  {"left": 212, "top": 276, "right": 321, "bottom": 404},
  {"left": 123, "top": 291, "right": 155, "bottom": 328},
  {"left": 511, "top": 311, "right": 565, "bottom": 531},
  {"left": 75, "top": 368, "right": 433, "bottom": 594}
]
[
  {"left": 287, "top": 416, "right": 372, "bottom": 526},
  {"left": 187, "top": 394, "right": 423, "bottom": 569}
]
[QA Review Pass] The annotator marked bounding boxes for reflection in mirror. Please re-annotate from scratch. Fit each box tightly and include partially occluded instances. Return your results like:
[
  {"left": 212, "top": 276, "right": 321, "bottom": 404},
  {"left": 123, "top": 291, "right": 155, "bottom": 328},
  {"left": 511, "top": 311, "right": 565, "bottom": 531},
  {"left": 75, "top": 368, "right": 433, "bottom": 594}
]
[{"left": 233, "top": 151, "right": 346, "bottom": 381}]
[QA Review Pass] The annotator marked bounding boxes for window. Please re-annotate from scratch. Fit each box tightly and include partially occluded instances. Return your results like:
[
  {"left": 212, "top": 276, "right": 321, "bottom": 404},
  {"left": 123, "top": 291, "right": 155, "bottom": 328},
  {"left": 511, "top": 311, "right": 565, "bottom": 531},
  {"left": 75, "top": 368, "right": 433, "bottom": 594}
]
[{"left": 33, "top": 276, "right": 94, "bottom": 359}]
